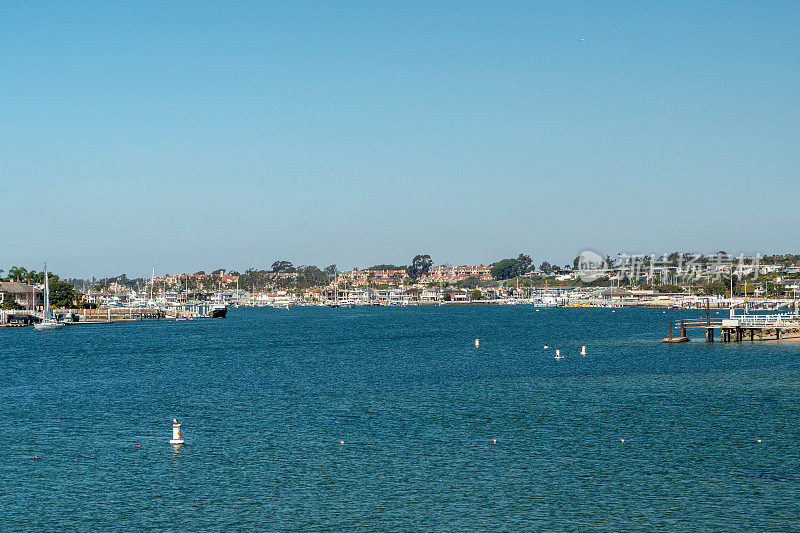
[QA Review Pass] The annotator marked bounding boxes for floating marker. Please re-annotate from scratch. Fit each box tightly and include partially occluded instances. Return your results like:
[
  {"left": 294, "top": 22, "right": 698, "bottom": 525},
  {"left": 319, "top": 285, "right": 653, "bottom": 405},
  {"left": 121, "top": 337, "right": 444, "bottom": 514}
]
[
  {"left": 580, "top": 346, "right": 587, "bottom": 356},
  {"left": 543, "top": 344, "right": 549, "bottom": 350},
  {"left": 619, "top": 439, "right": 625, "bottom": 443},
  {"left": 170, "top": 419, "right": 184, "bottom": 445},
  {"left": 555, "top": 349, "right": 564, "bottom": 360},
  {"left": 490, "top": 439, "right": 497, "bottom": 444},
  {"left": 475, "top": 339, "right": 480, "bottom": 348},
  {"left": 135, "top": 444, "right": 141, "bottom": 448},
  {"left": 33, "top": 456, "right": 38, "bottom": 459},
  {"left": 755, "top": 439, "right": 762, "bottom": 444},
  {"left": 338, "top": 440, "right": 345, "bottom": 445}
]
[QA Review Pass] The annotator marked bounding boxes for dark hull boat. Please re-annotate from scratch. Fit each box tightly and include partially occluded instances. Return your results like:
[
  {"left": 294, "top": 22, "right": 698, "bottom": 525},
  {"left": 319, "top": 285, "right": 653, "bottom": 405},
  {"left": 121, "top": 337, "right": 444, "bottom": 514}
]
[{"left": 209, "top": 304, "right": 227, "bottom": 318}]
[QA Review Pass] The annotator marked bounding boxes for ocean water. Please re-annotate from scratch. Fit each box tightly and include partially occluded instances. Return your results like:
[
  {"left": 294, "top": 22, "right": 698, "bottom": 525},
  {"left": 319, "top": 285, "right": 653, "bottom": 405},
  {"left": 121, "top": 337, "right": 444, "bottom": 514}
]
[{"left": 2, "top": 306, "right": 799, "bottom": 531}]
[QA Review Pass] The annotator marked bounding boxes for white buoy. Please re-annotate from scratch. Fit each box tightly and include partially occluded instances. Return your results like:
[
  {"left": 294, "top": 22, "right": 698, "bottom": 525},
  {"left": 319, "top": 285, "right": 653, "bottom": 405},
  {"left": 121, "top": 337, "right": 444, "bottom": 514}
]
[
  {"left": 543, "top": 344, "right": 549, "bottom": 350},
  {"left": 580, "top": 345, "right": 587, "bottom": 356},
  {"left": 170, "top": 418, "right": 184, "bottom": 445},
  {"left": 475, "top": 339, "right": 480, "bottom": 348}
]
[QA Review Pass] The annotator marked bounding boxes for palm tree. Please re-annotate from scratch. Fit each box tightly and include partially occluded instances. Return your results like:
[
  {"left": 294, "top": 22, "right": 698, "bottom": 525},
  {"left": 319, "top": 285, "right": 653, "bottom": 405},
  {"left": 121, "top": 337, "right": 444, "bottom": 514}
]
[{"left": 8, "top": 266, "right": 26, "bottom": 282}]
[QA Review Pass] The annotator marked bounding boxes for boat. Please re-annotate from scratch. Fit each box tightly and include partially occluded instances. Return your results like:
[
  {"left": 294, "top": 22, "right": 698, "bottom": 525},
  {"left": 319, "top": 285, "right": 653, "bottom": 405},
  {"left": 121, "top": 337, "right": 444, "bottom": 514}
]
[
  {"left": 209, "top": 303, "right": 227, "bottom": 318},
  {"left": 33, "top": 264, "right": 63, "bottom": 331}
]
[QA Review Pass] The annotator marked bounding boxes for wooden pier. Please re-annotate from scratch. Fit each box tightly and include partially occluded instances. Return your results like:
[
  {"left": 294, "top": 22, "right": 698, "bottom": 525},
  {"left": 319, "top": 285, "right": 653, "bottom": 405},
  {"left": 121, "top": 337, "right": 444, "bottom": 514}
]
[
  {"left": 667, "top": 314, "right": 800, "bottom": 343},
  {"left": 79, "top": 308, "right": 165, "bottom": 323},
  {"left": 0, "top": 308, "right": 167, "bottom": 326}
]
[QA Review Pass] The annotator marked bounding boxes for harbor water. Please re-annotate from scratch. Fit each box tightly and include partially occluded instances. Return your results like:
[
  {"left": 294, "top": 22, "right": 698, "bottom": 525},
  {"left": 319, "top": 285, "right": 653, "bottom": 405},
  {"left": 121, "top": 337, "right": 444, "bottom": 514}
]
[{"left": 2, "top": 306, "right": 799, "bottom": 530}]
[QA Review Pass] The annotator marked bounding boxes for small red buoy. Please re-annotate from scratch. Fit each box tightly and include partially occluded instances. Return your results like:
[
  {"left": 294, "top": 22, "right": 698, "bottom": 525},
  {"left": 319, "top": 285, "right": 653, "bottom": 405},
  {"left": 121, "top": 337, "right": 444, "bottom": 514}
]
[
  {"left": 491, "top": 439, "right": 497, "bottom": 444},
  {"left": 755, "top": 439, "right": 762, "bottom": 444},
  {"left": 136, "top": 444, "right": 141, "bottom": 448},
  {"left": 619, "top": 439, "right": 625, "bottom": 443},
  {"left": 338, "top": 441, "right": 344, "bottom": 445},
  {"left": 33, "top": 456, "right": 38, "bottom": 459}
]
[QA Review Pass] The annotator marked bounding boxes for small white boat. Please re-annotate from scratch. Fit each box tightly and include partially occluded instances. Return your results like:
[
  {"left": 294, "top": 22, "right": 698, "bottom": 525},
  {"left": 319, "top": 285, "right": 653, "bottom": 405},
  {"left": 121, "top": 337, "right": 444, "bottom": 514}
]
[{"left": 34, "top": 263, "right": 63, "bottom": 331}]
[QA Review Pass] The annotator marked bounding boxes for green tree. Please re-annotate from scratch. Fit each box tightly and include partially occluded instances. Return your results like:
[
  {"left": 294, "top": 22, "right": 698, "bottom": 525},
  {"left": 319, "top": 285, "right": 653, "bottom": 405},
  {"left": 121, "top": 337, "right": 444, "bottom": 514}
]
[
  {"left": 456, "top": 276, "right": 481, "bottom": 289},
  {"left": 26, "top": 270, "right": 43, "bottom": 284},
  {"left": 470, "top": 289, "right": 482, "bottom": 301},
  {"left": 295, "top": 266, "right": 328, "bottom": 289},
  {"left": 8, "top": 266, "right": 27, "bottom": 282},
  {"left": 655, "top": 284, "right": 682, "bottom": 294},
  {"left": 38, "top": 273, "right": 78, "bottom": 308},
  {"left": 367, "top": 264, "right": 404, "bottom": 271},
  {"left": 406, "top": 254, "right": 433, "bottom": 281},
  {"left": 2, "top": 293, "right": 21, "bottom": 310},
  {"left": 491, "top": 254, "right": 533, "bottom": 281},
  {"left": 517, "top": 253, "right": 533, "bottom": 272},
  {"left": 271, "top": 260, "right": 295, "bottom": 273}
]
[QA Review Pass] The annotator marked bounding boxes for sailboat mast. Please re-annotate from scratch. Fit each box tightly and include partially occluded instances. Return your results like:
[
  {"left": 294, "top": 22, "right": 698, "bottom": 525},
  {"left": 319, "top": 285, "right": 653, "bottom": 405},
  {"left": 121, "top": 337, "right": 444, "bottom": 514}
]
[{"left": 43, "top": 263, "right": 51, "bottom": 321}]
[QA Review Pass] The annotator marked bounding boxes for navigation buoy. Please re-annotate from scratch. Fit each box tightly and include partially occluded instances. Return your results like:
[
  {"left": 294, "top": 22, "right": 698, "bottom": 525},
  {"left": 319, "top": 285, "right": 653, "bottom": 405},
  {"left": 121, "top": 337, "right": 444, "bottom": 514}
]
[
  {"left": 490, "top": 439, "right": 497, "bottom": 444},
  {"left": 619, "top": 439, "right": 625, "bottom": 443},
  {"left": 475, "top": 339, "right": 480, "bottom": 348},
  {"left": 580, "top": 346, "right": 587, "bottom": 356},
  {"left": 555, "top": 349, "right": 564, "bottom": 360},
  {"left": 33, "top": 456, "right": 38, "bottom": 459},
  {"left": 135, "top": 444, "right": 141, "bottom": 448},
  {"left": 755, "top": 439, "right": 762, "bottom": 444},
  {"left": 338, "top": 440, "right": 345, "bottom": 445},
  {"left": 544, "top": 344, "right": 549, "bottom": 349},
  {"left": 170, "top": 419, "right": 184, "bottom": 445}
]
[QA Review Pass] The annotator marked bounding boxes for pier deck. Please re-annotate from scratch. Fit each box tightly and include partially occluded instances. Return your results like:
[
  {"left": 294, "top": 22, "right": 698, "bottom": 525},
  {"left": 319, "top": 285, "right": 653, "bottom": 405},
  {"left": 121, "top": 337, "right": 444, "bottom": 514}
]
[{"left": 668, "top": 314, "right": 800, "bottom": 343}]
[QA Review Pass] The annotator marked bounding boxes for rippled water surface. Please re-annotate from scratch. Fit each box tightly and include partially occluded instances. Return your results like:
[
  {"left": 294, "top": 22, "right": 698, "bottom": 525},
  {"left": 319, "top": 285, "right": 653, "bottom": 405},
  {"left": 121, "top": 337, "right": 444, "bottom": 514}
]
[{"left": 2, "top": 306, "right": 799, "bottom": 530}]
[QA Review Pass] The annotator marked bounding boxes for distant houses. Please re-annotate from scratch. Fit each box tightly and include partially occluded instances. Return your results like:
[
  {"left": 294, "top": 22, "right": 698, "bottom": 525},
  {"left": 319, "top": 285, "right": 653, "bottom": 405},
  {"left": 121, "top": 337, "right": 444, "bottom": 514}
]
[
  {"left": 335, "top": 265, "right": 493, "bottom": 287},
  {"left": 421, "top": 265, "right": 492, "bottom": 283}
]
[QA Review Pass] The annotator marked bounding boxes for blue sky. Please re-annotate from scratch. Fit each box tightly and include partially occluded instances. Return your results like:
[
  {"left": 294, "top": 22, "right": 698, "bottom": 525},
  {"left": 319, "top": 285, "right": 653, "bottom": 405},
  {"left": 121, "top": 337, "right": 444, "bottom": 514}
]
[{"left": 2, "top": 1, "right": 798, "bottom": 277}]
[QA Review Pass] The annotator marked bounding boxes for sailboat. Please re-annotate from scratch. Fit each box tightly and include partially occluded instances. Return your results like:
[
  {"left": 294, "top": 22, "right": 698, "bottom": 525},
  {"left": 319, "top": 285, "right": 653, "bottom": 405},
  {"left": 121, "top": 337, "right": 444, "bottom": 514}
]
[{"left": 34, "top": 263, "right": 63, "bottom": 331}]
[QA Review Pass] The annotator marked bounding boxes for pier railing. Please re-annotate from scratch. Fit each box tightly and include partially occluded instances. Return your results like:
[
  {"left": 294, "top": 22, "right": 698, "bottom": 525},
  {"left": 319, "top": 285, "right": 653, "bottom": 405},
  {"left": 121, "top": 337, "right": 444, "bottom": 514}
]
[
  {"left": 677, "top": 314, "right": 800, "bottom": 330},
  {"left": 677, "top": 318, "right": 723, "bottom": 329},
  {"left": 737, "top": 314, "right": 800, "bottom": 329}
]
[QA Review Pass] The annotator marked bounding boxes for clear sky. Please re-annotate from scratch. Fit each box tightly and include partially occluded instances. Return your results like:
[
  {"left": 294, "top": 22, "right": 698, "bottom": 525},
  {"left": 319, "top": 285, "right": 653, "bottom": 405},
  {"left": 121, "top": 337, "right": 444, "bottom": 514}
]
[{"left": 2, "top": 1, "right": 798, "bottom": 278}]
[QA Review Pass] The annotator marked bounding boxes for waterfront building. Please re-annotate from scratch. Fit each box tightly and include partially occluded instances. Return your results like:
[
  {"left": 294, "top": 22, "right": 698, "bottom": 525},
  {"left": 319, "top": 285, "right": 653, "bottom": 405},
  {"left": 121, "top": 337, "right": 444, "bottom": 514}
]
[
  {"left": 0, "top": 281, "right": 41, "bottom": 309},
  {"left": 421, "top": 265, "right": 492, "bottom": 283}
]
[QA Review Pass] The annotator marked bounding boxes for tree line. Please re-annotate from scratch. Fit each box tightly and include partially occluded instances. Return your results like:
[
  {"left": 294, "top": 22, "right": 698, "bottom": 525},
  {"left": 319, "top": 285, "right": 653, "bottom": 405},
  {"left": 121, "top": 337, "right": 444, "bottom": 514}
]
[{"left": 1, "top": 266, "right": 79, "bottom": 309}]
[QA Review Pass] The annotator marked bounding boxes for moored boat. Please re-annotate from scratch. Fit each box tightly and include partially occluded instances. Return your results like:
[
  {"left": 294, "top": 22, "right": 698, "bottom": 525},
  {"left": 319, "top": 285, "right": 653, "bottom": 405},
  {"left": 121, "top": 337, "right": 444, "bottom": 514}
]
[
  {"left": 209, "top": 303, "right": 227, "bottom": 318},
  {"left": 33, "top": 263, "right": 63, "bottom": 331}
]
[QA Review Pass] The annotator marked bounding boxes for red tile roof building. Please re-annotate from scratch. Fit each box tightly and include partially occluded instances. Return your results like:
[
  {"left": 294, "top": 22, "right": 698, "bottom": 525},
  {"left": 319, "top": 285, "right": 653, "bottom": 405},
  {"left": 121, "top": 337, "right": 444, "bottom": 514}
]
[{"left": 421, "top": 265, "right": 492, "bottom": 283}]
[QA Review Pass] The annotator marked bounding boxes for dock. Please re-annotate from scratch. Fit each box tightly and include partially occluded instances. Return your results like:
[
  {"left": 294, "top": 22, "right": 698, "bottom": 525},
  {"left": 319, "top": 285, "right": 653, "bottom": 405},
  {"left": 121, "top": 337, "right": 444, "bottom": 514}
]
[
  {"left": 0, "top": 307, "right": 212, "bottom": 327},
  {"left": 678, "top": 314, "right": 800, "bottom": 342},
  {"left": 665, "top": 301, "right": 800, "bottom": 343}
]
